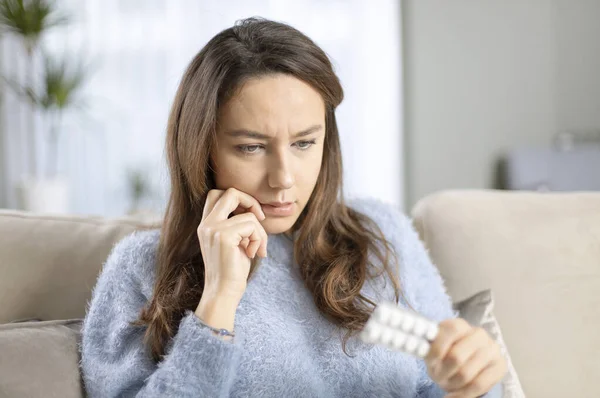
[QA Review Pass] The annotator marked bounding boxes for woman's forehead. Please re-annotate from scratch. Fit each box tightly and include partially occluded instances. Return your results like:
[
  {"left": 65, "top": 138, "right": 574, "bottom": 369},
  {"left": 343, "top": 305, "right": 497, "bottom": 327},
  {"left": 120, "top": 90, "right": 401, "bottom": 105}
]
[{"left": 218, "top": 75, "right": 325, "bottom": 136}]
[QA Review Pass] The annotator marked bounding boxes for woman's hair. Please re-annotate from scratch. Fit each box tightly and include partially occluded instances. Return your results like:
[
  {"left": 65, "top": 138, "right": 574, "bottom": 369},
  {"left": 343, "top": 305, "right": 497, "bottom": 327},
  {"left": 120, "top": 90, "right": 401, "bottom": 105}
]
[{"left": 132, "top": 17, "right": 407, "bottom": 362}]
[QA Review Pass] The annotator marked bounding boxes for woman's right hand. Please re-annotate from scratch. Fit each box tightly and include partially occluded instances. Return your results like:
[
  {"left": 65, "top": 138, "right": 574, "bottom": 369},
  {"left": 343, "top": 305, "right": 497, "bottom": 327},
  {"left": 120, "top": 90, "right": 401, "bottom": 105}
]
[{"left": 197, "top": 188, "right": 268, "bottom": 300}]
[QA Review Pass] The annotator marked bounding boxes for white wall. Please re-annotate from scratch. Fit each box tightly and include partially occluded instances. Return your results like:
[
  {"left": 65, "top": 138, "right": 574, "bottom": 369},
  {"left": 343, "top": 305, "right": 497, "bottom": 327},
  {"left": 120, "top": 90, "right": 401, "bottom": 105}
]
[
  {"left": 0, "top": 0, "right": 404, "bottom": 215},
  {"left": 403, "top": 0, "right": 600, "bottom": 209},
  {"left": 556, "top": 0, "right": 600, "bottom": 130}
]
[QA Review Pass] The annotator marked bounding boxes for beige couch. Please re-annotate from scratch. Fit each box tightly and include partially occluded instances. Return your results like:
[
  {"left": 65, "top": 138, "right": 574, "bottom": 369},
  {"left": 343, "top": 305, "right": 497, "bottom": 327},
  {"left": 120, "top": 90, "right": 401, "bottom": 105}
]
[
  {"left": 412, "top": 190, "right": 600, "bottom": 398},
  {"left": 0, "top": 190, "right": 598, "bottom": 397}
]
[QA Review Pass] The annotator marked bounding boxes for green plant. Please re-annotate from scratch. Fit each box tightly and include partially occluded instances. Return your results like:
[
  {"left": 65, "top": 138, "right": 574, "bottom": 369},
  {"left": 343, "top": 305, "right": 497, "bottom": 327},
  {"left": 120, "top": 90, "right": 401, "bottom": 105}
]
[
  {"left": 0, "top": 0, "right": 90, "bottom": 179},
  {"left": 0, "top": 0, "right": 67, "bottom": 54},
  {"left": 36, "top": 53, "right": 89, "bottom": 177},
  {"left": 126, "top": 168, "right": 155, "bottom": 213}
]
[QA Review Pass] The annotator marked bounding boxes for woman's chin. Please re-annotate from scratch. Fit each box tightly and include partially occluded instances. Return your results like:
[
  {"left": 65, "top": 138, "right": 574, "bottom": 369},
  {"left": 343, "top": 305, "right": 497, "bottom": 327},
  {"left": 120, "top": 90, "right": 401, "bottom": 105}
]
[{"left": 261, "top": 216, "right": 297, "bottom": 235}]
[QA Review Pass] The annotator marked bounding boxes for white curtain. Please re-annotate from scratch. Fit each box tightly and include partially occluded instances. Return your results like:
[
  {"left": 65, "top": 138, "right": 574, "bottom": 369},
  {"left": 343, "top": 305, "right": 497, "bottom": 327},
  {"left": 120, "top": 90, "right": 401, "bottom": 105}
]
[{"left": 0, "top": 0, "right": 403, "bottom": 216}]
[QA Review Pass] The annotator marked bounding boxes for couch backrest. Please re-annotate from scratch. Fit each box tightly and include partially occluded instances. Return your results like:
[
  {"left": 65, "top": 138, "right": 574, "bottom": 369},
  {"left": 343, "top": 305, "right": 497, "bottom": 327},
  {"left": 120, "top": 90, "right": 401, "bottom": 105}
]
[
  {"left": 411, "top": 190, "right": 600, "bottom": 398},
  {"left": 0, "top": 210, "right": 159, "bottom": 324}
]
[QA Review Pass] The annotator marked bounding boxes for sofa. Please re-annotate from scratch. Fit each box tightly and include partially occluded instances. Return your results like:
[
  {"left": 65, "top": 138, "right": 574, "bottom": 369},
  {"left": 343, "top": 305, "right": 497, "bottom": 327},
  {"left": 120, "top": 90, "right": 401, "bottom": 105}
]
[
  {"left": 411, "top": 190, "right": 600, "bottom": 397},
  {"left": 0, "top": 190, "right": 598, "bottom": 397}
]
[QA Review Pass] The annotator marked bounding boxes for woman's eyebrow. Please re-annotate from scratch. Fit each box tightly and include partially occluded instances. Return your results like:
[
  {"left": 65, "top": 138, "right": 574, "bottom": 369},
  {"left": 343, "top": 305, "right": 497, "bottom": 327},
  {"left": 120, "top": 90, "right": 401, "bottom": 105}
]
[{"left": 225, "top": 124, "right": 323, "bottom": 139}]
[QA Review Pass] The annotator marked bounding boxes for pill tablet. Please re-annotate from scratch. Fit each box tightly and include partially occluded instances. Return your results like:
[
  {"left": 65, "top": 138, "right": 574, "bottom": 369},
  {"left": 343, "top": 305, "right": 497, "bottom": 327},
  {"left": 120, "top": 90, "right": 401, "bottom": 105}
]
[
  {"left": 425, "top": 323, "right": 438, "bottom": 341},
  {"left": 376, "top": 305, "right": 392, "bottom": 324},
  {"left": 404, "top": 336, "right": 419, "bottom": 355},
  {"left": 413, "top": 318, "right": 428, "bottom": 338},
  {"left": 416, "top": 341, "right": 430, "bottom": 358},
  {"left": 380, "top": 327, "right": 394, "bottom": 345},
  {"left": 392, "top": 330, "right": 408, "bottom": 350},
  {"left": 401, "top": 314, "right": 416, "bottom": 333},
  {"left": 363, "top": 323, "right": 381, "bottom": 343},
  {"left": 389, "top": 311, "right": 403, "bottom": 328}
]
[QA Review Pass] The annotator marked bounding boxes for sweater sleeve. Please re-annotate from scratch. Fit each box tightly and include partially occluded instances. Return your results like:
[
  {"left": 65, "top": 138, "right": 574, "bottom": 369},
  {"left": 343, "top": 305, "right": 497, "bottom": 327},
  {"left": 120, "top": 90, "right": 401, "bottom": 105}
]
[
  {"left": 388, "top": 204, "right": 504, "bottom": 398},
  {"left": 353, "top": 199, "right": 504, "bottom": 398},
  {"left": 80, "top": 231, "right": 244, "bottom": 397}
]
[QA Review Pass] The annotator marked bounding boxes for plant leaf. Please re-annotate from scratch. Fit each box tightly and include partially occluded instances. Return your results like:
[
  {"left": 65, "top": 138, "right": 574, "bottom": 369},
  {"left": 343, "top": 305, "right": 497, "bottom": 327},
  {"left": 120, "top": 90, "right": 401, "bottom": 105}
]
[
  {"left": 38, "top": 52, "right": 91, "bottom": 111},
  {"left": 0, "top": 74, "right": 38, "bottom": 104},
  {"left": 0, "top": 0, "right": 69, "bottom": 46}
]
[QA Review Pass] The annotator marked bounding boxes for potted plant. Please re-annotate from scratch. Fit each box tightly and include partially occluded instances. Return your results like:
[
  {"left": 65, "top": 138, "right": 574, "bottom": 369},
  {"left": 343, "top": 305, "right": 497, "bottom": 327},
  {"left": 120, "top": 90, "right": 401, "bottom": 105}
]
[
  {"left": 0, "top": 0, "right": 89, "bottom": 213},
  {"left": 125, "top": 166, "right": 162, "bottom": 222},
  {"left": 17, "top": 53, "right": 89, "bottom": 213}
]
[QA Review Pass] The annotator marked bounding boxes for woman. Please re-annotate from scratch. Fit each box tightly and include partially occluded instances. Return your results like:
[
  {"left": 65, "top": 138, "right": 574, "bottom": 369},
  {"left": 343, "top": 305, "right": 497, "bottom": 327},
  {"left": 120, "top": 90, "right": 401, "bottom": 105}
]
[{"left": 80, "top": 18, "right": 506, "bottom": 397}]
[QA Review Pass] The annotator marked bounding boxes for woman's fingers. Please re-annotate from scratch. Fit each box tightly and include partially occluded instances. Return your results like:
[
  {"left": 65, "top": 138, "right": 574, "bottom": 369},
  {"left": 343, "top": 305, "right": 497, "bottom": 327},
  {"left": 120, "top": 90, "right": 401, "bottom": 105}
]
[
  {"left": 207, "top": 188, "right": 265, "bottom": 222},
  {"left": 216, "top": 221, "right": 262, "bottom": 249},
  {"left": 217, "top": 213, "right": 268, "bottom": 258},
  {"left": 443, "top": 344, "right": 496, "bottom": 391},
  {"left": 200, "top": 188, "right": 269, "bottom": 261},
  {"left": 426, "top": 318, "right": 472, "bottom": 367},
  {"left": 437, "top": 327, "right": 491, "bottom": 387},
  {"left": 445, "top": 360, "right": 504, "bottom": 398},
  {"left": 201, "top": 189, "right": 225, "bottom": 221},
  {"left": 246, "top": 238, "right": 262, "bottom": 259},
  {"left": 425, "top": 319, "right": 507, "bottom": 396},
  {"left": 232, "top": 204, "right": 249, "bottom": 217}
]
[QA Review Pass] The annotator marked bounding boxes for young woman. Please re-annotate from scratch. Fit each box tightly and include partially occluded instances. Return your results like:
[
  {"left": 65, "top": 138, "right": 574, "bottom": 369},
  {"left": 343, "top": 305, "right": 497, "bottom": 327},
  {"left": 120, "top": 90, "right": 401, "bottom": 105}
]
[{"left": 81, "top": 18, "right": 506, "bottom": 398}]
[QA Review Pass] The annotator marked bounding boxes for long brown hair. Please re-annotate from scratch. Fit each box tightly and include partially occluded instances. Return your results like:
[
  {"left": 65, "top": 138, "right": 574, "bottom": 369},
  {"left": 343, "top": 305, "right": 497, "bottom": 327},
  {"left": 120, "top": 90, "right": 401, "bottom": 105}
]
[{"left": 132, "top": 17, "right": 407, "bottom": 362}]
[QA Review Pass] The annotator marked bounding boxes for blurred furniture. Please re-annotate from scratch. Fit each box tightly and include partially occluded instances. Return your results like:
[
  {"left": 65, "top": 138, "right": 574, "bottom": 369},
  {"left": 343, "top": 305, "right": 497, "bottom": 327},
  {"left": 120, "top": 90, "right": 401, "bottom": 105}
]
[
  {"left": 2, "top": 190, "right": 599, "bottom": 397},
  {"left": 504, "top": 131, "right": 600, "bottom": 191},
  {"left": 0, "top": 211, "right": 159, "bottom": 397},
  {"left": 412, "top": 190, "right": 600, "bottom": 398}
]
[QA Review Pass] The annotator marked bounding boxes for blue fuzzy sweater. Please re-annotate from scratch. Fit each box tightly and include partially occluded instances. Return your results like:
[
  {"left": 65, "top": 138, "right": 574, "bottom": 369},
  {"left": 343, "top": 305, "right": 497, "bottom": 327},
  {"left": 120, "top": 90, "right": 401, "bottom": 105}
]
[{"left": 80, "top": 198, "right": 502, "bottom": 397}]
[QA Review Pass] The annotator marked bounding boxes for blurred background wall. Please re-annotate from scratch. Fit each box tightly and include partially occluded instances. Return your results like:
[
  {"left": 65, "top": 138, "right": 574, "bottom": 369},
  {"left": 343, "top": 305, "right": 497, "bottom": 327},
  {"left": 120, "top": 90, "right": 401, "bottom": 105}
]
[
  {"left": 0, "top": 0, "right": 403, "bottom": 217},
  {"left": 403, "top": 0, "right": 600, "bottom": 209},
  {"left": 1, "top": 0, "right": 600, "bottom": 217}
]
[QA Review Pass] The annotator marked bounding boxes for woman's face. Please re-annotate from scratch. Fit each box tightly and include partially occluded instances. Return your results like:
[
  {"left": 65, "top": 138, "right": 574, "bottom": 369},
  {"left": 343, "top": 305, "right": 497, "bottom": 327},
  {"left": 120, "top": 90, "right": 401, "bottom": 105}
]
[{"left": 212, "top": 74, "right": 326, "bottom": 234}]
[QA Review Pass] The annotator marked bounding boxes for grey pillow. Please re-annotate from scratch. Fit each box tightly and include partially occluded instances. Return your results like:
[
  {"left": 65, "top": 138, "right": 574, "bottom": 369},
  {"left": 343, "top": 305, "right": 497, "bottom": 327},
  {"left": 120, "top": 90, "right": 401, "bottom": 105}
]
[
  {"left": 454, "top": 289, "right": 525, "bottom": 398},
  {"left": 0, "top": 319, "right": 84, "bottom": 398}
]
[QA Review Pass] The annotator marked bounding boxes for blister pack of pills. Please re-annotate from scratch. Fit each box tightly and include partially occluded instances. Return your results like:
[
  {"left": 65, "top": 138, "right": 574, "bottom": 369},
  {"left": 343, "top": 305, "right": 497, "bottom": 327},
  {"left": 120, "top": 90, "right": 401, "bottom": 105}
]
[{"left": 359, "top": 301, "right": 439, "bottom": 358}]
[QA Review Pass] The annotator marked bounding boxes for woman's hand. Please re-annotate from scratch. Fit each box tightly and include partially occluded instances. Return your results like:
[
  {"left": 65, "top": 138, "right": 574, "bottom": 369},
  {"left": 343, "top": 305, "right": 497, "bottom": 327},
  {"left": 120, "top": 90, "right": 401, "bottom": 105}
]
[
  {"left": 424, "top": 318, "right": 507, "bottom": 398},
  {"left": 197, "top": 188, "right": 268, "bottom": 300}
]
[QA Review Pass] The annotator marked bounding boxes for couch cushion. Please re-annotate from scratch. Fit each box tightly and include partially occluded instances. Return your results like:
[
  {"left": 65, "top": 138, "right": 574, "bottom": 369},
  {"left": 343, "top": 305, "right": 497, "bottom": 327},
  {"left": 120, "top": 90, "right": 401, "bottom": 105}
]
[
  {"left": 0, "top": 210, "right": 159, "bottom": 323},
  {"left": 411, "top": 190, "right": 600, "bottom": 398},
  {"left": 0, "top": 319, "right": 84, "bottom": 398},
  {"left": 455, "top": 289, "right": 525, "bottom": 398}
]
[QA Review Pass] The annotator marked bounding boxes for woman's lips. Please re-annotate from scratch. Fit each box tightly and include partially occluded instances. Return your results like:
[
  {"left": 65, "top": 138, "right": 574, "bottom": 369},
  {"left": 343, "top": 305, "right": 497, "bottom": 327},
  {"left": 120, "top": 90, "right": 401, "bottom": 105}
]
[{"left": 260, "top": 202, "right": 295, "bottom": 217}]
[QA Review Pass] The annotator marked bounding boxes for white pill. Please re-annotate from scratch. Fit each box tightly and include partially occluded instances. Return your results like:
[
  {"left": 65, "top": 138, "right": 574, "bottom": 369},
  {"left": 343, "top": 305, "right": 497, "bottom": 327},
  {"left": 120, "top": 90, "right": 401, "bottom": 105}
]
[
  {"left": 376, "top": 305, "right": 392, "bottom": 324},
  {"left": 401, "top": 314, "right": 416, "bottom": 332},
  {"left": 405, "top": 336, "right": 419, "bottom": 355},
  {"left": 416, "top": 341, "right": 430, "bottom": 358},
  {"left": 413, "top": 318, "right": 428, "bottom": 337},
  {"left": 380, "top": 327, "right": 394, "bottom": 346},
  {"left": 364, "top": 323, "right": 381, "bottom": 343},
  {"left": 389, "top": 310, "right": 404, "bottom": 327},
  {"left": 392, "top": 330, "right": 408, "bottom": 350},
  {"left": 425, "top": 323, "right": 439, "bottom": 341}
]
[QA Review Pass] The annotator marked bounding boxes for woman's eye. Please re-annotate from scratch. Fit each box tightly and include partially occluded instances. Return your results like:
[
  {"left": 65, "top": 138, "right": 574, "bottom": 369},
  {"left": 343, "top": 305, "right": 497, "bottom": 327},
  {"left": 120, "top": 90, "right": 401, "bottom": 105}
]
[
  {"left": 237, "top": 145, "right": 263, "bottom": 154},
  {"left": 295, "top": 140, "right": 317, "bottom": 150}
]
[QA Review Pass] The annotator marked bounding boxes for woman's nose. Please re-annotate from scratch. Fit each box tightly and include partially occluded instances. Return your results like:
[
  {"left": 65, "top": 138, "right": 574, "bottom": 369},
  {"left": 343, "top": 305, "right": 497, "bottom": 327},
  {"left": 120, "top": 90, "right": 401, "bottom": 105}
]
[{"left": 268, "top": 154, "right": 295, "bottom": 189}]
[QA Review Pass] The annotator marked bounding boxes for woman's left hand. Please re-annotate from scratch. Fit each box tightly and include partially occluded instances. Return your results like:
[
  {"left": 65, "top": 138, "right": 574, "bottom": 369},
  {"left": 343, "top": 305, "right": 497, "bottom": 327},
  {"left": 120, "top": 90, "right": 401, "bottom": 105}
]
[{"left": 424, "top": 318, "right": 507, "bottom": 398}]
